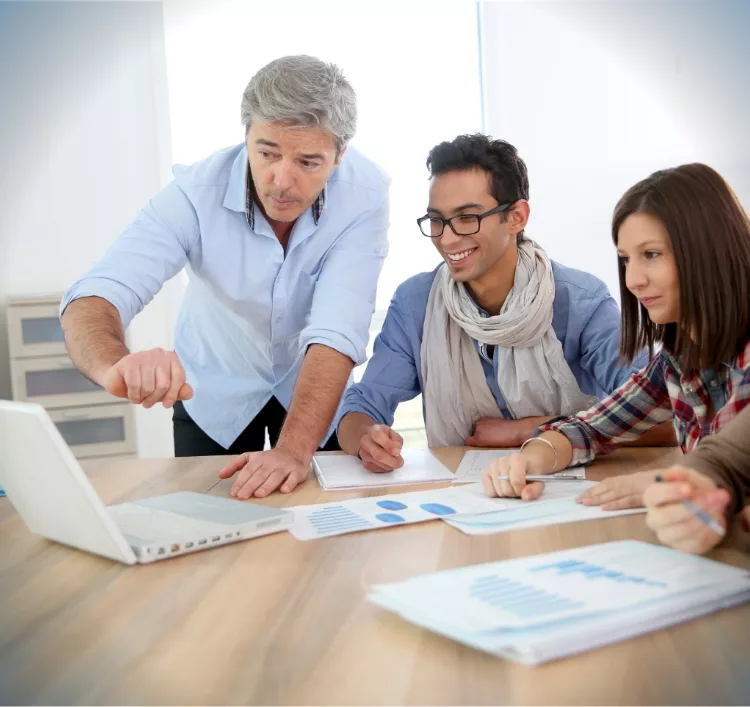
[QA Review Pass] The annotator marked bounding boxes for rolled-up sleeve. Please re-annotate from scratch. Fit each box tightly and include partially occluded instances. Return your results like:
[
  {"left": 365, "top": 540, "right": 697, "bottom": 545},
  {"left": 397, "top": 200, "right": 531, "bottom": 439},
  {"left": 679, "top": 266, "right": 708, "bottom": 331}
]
[
  {"left": 300, "top": 190, "right": 389, "bottom": 364},
  {"left": 540, "top": 352, "right": 673, "bottom": 465},
  {"left": 60, "top": 178, "right": 198, "bottom": 328},
  {"left": 338, "top": 294, "right": 421, "bottom": 428}
]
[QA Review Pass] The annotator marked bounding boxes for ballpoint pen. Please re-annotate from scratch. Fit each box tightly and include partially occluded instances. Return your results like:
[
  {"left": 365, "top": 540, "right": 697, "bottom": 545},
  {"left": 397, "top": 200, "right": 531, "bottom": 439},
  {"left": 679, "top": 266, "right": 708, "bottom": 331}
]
[
  {"left": 654, "top": 474, "right": 726, "bottom": 536},
  {"left": 492, "top": 474, "right": 583, "bottom": 482}
]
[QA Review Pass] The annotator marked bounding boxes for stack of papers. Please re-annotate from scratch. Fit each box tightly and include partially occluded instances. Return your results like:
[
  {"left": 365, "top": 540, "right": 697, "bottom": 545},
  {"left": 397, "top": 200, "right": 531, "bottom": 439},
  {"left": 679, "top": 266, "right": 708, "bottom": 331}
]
[
  {"left": 311, "top": 449, "right": 454, "bottom": 490},
  {"left": 452, "top": 449, "right": 587, "bottom": 484},
  {"left": 445, "top": 481, "right": 645, "bottom": 535},
  {"left": 369, "top": 540, "right": 750, "bottom": 665}
]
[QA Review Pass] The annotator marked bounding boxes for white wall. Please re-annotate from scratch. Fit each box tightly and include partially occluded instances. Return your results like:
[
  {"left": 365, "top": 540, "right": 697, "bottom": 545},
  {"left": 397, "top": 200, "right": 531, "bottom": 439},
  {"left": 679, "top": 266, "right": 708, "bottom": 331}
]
[
  {"left": 480, "top": 0, "right": 750, "bottom": 300},
  {"left": 162, "top": 0, "right": 483, "bottom": 313},
  {"left": 161, "top": 0, "right": 484, "bottom": 441},
  {"left": 0, "top": 0, "right": 179, "bottom": 457}
]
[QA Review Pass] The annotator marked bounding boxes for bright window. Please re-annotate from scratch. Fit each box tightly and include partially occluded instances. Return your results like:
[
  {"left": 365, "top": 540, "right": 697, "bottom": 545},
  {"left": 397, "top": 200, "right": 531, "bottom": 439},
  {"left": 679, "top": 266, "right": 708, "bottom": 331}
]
[{"left": 162, "top": 0, "right": 483, "bottom": 443}]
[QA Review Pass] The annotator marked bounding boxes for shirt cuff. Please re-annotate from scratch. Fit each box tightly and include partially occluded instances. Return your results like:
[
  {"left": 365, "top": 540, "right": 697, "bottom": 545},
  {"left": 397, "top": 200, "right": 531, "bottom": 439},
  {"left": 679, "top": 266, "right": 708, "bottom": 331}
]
[
  {"left": 337, "top": 402, "right": 390, "bottom": 427},
  {"left": 682, "top": 456, "right": 744, "bottom": 517},
  {"left": 60, "top": 278, "right": 140, "bottom": 328},
  {"left": 301, "top": 330, "right": 364, "bottom": 367},
  {"left": 337, "top": 391, "right": 392, "bottom": 432},
  {"left": 538, "top": 417, "right": 596, "bottom": 466}
]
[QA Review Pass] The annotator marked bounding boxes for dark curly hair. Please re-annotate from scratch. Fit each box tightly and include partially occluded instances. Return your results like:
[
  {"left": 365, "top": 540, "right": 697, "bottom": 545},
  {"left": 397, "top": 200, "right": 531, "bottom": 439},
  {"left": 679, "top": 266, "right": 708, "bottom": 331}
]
[{"left": 426, "top": 134, "right": 530, "bottom": 241}]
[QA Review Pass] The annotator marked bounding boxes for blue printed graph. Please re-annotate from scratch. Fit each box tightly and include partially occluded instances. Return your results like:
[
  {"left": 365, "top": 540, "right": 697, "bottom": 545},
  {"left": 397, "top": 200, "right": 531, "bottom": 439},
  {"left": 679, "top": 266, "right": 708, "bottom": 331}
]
[
  {"left": 306, "top": 496, "right": 459, "bottom": 537},
  {"left": 307, "top": 505, "right": 373, "bottom": 535},
  {"left": 529, "top": 559, "right": 667, "bottom": 588},
  {"left": 374, "top": 499, "right": 457, "bottom": 516},
  {"left": 377, "top": 500, "right": 408, "bottom": 511},
  {"left": 420, "top": 503, "right": 456, "bottom": 516},
  {"left": 470, "top": 575, "right": 586, "bottom": 618}
]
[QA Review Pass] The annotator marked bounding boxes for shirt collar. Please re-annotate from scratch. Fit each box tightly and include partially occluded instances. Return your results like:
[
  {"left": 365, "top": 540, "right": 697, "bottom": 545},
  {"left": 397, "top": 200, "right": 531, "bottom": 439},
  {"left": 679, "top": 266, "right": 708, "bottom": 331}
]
[
  {"left": 245, "top": 169, "right": 326, "bottom": 229},
  {"left": 225, "top": 145, "right": 326, "bottom": 230},
  {"left": 222, "top": 146, "right": 249, "bottom": 213}
]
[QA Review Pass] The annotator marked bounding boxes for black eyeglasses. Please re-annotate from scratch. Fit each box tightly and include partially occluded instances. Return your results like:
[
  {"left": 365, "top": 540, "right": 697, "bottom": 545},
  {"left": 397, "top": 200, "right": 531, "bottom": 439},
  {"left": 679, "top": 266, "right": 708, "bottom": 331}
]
[{"left": 417, "top": 202, "right": 512, "bottom": 238}]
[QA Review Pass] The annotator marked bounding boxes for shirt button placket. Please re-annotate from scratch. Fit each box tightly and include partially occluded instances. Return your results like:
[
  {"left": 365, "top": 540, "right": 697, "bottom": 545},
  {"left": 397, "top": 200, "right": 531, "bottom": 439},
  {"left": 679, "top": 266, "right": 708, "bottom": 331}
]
[{"left": 272, "top": 274, "right": 285, "bottom": 380}]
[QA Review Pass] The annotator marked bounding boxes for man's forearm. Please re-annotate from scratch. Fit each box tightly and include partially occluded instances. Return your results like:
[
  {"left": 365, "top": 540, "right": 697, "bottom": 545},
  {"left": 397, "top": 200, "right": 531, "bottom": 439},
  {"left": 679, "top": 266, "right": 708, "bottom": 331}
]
[
  {"left": 61, "top": 297, "right": 129, "bottom": 385},
  {"left": 276, "top": 344, "right": 354, "bottom": 461},
  {"left": 338, "top": 412, "right": 379, "bottom": 455},
  {"left": 513, "top": 416, "right": 553, "bottom": 446}
]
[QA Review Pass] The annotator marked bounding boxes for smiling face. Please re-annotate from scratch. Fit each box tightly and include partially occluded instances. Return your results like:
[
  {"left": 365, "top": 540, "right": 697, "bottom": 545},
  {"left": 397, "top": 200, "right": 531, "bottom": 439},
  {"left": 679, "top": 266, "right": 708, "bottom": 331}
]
[
  {"left": 616, "top": 211, "right": 680, "bottom": 325},
  {"left": 246, "top": 121, "right": 342, "bottom": 225},
  {"left": 427, "top": 168, "right": 526, "bottom": 287}
]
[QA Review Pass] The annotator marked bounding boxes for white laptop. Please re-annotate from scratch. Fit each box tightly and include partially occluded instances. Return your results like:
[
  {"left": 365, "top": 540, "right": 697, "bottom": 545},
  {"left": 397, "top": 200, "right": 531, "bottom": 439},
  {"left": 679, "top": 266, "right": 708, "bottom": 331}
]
[{"left": 0, "top": 400, "right": 294, "bottom": 564}]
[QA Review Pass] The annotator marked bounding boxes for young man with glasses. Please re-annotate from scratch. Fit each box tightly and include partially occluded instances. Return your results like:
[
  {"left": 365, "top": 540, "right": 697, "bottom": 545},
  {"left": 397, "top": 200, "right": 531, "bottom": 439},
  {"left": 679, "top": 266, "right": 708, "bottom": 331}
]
[{"left": 337, "top": 133, "right": 656, "bottom": 470}]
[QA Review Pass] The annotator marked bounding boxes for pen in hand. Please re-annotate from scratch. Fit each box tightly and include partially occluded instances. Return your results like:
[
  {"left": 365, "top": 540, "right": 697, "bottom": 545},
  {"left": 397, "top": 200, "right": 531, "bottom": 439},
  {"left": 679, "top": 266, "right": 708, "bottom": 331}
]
[
  {"left": 654, "top": 473, "right": 726, "bottom": 537},
  {"left": 492, "top": 474, "right": 583, "bottom": 482}
]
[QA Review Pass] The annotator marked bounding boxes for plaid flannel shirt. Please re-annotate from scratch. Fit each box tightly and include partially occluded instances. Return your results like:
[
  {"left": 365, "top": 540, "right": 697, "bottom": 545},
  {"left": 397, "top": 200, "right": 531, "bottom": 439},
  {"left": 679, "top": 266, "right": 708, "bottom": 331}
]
[{"left": 540, "top": 340, "right": 750, "bottom": 466}]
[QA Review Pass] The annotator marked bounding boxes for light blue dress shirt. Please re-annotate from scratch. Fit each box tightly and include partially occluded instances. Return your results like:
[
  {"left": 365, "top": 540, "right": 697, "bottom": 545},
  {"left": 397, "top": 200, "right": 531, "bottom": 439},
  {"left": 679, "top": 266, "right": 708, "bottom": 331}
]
[
  {"left": 61, "top": 143, "right": 391, "bottom": 447},
  {"left": 339, "top": 262, "right": 647, "bottom": 430}
]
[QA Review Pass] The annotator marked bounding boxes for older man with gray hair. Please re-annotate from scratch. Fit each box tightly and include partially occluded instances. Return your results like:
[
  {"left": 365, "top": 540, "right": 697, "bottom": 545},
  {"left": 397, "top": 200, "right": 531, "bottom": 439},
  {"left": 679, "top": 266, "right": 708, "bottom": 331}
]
[{"left": 60, "top": 55, "right": 390, "bottom": 498}]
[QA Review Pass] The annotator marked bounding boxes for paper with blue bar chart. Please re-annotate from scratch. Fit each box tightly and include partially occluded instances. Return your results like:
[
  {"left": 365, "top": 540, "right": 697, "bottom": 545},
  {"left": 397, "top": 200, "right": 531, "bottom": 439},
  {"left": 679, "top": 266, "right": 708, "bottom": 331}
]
[
  {"left": 369, "top": 541, "right": 750, "bottom": 664},
  {"left": 444, "top": 481, "right": 645, "bottom": 535},
  {"left": 288, "top": 486, "right": 499, "bottom": 540}
]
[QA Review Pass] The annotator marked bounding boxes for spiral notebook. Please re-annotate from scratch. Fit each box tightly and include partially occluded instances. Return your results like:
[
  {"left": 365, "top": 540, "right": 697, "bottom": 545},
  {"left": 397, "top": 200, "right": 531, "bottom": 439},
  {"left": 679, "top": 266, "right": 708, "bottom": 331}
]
[{"left": 368, "top": 540, "right": 750, "bottom": 665}]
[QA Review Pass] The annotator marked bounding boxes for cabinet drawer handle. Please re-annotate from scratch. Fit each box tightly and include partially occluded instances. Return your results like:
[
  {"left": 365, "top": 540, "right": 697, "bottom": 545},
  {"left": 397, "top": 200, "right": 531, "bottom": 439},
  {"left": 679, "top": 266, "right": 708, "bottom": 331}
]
[{"left": 61, "top": 411, "right": 91, "bottom": 420}]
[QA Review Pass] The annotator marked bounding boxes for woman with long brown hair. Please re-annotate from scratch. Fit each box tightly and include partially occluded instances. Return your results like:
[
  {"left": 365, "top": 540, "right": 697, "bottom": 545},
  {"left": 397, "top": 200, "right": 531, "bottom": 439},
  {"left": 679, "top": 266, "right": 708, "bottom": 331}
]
[{"left": 482, "top": 163, "right": 750, "bottom": 517}]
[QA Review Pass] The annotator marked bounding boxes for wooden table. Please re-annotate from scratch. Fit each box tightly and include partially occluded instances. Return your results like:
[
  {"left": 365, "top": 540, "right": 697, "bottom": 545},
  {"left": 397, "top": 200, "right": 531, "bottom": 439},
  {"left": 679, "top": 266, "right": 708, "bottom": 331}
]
[{"left": 1, "top": 447, "right": 749, "bottom": 705}]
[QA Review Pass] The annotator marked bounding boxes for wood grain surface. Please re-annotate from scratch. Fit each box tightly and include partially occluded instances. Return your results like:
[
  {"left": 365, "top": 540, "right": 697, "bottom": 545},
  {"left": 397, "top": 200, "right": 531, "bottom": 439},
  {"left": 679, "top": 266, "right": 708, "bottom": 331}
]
[{"left": 1, "top": 447, "right": 748, "bottom": 705}]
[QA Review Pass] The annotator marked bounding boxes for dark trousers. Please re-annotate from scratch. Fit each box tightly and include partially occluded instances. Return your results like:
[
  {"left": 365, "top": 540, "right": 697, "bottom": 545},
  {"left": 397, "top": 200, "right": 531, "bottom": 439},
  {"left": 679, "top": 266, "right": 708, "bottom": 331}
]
[{"left": 172, "top": 397, "right": 341, "bottom": 457}]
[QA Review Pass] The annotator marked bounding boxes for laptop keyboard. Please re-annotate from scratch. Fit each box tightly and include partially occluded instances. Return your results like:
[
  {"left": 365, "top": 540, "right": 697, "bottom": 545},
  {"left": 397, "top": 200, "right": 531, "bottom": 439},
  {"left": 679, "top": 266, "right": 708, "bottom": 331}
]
[{"left": 108, "top": 503, "right": 241, "bottom": 543}]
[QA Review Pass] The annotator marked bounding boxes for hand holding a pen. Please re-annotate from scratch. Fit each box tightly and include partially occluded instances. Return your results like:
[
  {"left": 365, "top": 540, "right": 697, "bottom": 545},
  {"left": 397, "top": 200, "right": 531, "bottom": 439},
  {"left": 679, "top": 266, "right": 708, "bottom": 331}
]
[
  {"left": 482, "top": 453, "right": 547, "bottom": 501},
  {"left": 643, "top": 467, "right": 730, "bottom": 555},
  {"left": 358, "top": 424, "right": 405, "bottom": 473},
  {"left": 482, "top": 434, "right": 573, "bottom": 501}
]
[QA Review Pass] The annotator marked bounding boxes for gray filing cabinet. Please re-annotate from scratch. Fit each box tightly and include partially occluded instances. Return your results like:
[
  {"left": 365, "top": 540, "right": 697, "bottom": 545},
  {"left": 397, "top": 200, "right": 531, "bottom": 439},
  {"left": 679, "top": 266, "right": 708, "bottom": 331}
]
[{"left": 6, "top": 295, "right": 136, "bottom": 459}]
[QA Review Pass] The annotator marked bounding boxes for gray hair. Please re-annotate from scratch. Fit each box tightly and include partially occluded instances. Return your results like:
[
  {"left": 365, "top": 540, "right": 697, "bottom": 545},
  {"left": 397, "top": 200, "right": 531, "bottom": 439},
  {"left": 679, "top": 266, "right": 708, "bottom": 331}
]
[{"left": 241, "top": 55, "right": 357, "bottom": 152}]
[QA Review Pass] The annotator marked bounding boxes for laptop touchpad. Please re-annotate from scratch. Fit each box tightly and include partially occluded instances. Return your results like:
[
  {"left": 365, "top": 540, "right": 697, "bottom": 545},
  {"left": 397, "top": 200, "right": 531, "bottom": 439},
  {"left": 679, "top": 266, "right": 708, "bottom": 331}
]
[{"left": 131, "top": 491, "right": 289, "bottom": 525}]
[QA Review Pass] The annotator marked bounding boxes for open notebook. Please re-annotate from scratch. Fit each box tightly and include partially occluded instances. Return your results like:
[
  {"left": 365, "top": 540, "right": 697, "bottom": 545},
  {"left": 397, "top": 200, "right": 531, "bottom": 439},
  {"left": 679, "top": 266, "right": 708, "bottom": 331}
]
[{"left": 369, "top": 540, "right": 750, "bottom": 665}]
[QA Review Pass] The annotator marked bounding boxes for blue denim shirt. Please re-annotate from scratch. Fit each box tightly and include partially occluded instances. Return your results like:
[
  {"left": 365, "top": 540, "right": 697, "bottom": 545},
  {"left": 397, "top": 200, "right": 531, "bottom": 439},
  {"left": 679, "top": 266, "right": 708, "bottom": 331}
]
[
  {"left": 339, "top": 262, "right": 646, "bottom": 428},
  {"left": 61, "top": 143, "right": 390, "bottom": 447}
]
